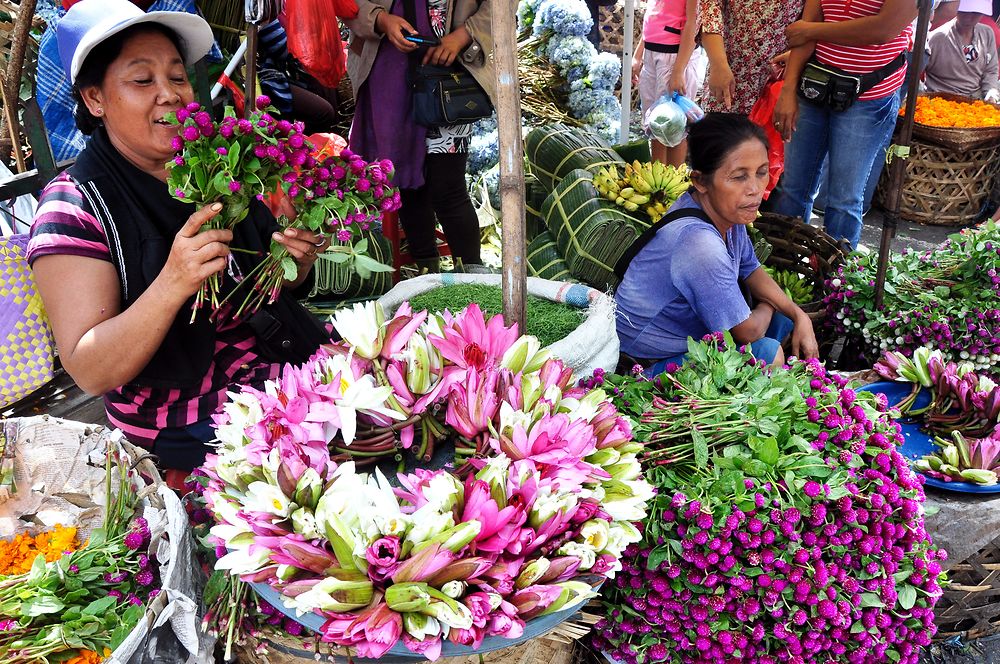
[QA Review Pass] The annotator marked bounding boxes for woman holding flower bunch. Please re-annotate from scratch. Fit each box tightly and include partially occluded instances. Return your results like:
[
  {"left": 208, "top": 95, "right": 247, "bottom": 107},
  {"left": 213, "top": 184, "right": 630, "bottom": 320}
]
[
  {"left": 346, "top": 0, "right": 493, "bottom": 273},
  {"left": 27, "top": 0, "right": 331, "bottom": 479},
  {"left": 616, "top": 113, "right": 819, "bottom": 375}
]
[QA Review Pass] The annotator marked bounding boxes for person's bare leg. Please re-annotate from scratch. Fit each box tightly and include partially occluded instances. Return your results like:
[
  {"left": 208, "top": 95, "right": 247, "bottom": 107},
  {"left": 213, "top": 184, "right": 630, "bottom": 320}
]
[
  {"left": 665, "top": 138, "right": 688, "bottom": 168},
  {"left": 771, "top": 345, "right": 786, "bottom": 367}
]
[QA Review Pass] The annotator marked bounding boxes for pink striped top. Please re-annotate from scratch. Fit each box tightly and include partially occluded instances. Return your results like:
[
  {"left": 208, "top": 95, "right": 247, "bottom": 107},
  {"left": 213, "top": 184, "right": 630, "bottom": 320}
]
[
  {"left": 815, "top": 0, "right": 912, "bottom": 101},
  {"left": 643, "top": 0, "right": 689, "bottom": 46},
  {"left": 27, "top": 173, "right": 278, "bottom": 448}
]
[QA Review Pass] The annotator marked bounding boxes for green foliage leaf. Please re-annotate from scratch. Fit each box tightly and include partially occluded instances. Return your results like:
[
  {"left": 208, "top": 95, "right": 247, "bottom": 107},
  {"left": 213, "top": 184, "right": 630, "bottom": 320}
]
[
  {"left": 692, "top": 427, "right": 708, "bottom": 469},
  {"left": 897, "top": 584, "right": 917, "bottom": 610}
]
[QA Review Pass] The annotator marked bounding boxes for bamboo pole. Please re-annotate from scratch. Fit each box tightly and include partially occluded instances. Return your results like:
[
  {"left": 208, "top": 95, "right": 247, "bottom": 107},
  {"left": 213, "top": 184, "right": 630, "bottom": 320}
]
[
  {"left": 493, "top": 5, "right": 526, "bottom": 331},
  {"left": 619, "top": 0, "right": 635, "bottom": 144},
  {"left": 0, "top": 0, "right": 37, "bottom": 165},
  {"left": 873, "top": 0, "right": 932, "bottom": 308}
]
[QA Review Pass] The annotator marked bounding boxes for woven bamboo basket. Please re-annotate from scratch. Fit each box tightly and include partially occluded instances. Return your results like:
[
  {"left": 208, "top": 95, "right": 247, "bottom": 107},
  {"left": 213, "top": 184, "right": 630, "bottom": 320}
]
[
  {"left": 933, "top": 534, "right": 1000, "bottom": 640},
  {"left": 235, "top": 626, "right": 581, "bottom": 664},
  {"left": 752, "top": 213, "right": 848, "bottom": 327},
  {"left": 912, "top": 92, "right": 1000, "bottom": 153},
  {"left": 875, "top": 137, "right": 1000, "bottom": 226},
  {"left": 598, "top": 1, "right": 645, "bottom": 57}
]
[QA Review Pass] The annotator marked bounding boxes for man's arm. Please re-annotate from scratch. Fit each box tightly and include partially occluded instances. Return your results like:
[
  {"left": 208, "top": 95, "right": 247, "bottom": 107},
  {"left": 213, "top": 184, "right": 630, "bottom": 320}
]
[{"left": 786, "top": 0, "right": 918, "bottom": 47}]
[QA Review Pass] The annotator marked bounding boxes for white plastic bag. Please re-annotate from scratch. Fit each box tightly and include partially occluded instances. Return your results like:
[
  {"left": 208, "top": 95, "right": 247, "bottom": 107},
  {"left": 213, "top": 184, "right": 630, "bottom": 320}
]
[
  {"left": 645, "top": 94, "right": 688, "bottom": 148},
  {"left": 377, "top": 273, "right": 619, "bottom": 378}
]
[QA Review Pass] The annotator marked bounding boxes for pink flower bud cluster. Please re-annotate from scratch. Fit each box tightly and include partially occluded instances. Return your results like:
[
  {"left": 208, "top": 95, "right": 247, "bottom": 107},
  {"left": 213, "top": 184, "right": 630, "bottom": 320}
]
[{"left": 593, "top": 354, "right": 943, "bottom": 664}]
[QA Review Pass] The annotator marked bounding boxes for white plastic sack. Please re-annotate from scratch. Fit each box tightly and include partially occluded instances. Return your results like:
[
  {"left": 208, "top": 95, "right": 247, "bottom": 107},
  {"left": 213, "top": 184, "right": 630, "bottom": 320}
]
[
  {"left": 0, "top": 417, "right": 214, "bottom": 664},
  {"left": 377, "top": 273, "right": 619, "bottom": 378},
  {"left": 0, "top": 161, "right": 37, "bottom": 236}
]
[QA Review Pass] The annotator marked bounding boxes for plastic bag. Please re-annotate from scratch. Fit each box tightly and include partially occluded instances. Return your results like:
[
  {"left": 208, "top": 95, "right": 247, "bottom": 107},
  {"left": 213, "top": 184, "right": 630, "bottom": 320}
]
[
  {"left": 645, "top": 95, "right": 688, "bottom": 148},
  {"left": 283, "top": 0, "right": 358, "bottom": 88},
  {"left": 748, "top": 79, "right": 785, "bottom": 199},
  {"left": 672, "top": 92, "right": 705, "bottom": 123}
]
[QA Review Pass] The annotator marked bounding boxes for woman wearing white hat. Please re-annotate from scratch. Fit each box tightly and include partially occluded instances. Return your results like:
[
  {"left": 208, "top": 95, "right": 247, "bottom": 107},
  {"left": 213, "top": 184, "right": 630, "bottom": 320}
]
[
  {"left": 26, "top": 0, "right": 331, "bottom": 481},
  {"left": 925, "top": 0, "right": 1000, "bottom": 101}
]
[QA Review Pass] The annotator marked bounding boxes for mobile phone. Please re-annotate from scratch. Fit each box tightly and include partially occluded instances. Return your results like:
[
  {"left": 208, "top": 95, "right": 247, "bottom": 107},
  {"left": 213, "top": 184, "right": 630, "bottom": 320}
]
[{"left": 405, "top": 33, "right": 440, "bottom": 46}]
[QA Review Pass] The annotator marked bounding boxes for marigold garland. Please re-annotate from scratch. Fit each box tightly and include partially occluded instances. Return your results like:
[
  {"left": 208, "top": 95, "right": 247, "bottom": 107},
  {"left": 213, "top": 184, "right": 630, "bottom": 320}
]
[
  {"left": 64, "top": 648, "right": 111, "bottom": 664},
  {"left": 0, "top": 525, "right": 79, "bottom": 575},
  {"left": 910, "top": 95, "right": 1000, "bottom": 128}
]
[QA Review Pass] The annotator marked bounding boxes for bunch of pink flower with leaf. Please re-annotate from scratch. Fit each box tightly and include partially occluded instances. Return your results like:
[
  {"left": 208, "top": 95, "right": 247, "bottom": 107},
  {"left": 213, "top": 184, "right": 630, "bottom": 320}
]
[
  {"left": 199, "top": 303, "right": 652, "bottom": 659},
  {"left": 165, "top": 98, "right": 399, "bottom": 319}
]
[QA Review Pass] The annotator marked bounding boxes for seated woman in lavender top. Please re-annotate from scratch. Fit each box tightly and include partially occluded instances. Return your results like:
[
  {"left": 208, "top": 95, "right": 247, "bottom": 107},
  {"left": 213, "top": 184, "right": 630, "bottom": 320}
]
[{"left": 615, "top": 113, "right": 819, "bottom": 375}]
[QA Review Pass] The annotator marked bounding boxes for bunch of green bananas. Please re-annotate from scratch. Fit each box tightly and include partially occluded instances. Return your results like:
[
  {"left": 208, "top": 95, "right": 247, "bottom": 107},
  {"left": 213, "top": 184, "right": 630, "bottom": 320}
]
[
  {"left": 763, "top": 266, "right": 814, "bottom": 305},
  {"left": 592, "top": 161, "right": 691, "bottom": 221}
]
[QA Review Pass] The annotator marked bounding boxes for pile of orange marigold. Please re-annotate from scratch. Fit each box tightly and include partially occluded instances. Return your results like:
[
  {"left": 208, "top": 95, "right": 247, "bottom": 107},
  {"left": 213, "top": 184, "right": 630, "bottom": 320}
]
[
  {"left": 911, "top": 95, "right": 1000, "bottom": 128},
  {"left": 0, "top": 525, "right": 79, "bottom": 575}
]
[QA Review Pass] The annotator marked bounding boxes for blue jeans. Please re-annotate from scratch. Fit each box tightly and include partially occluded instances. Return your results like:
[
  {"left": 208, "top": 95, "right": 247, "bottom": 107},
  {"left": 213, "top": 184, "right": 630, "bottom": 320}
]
[
  {"left": 645, "top": 312, "right": 795, "bottom": 376},
  {"left": 772, "top": 92, "right": 901, "bottom": 249}
]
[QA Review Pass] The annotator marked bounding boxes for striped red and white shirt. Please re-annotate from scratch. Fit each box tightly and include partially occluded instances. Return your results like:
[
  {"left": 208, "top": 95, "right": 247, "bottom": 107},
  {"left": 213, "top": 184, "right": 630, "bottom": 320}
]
[
  {"left": 27, "top": 173, "right": 279, "bottom": 448},
  {"left": 815, "top": 0, "right": 913, "bottom": 101}
]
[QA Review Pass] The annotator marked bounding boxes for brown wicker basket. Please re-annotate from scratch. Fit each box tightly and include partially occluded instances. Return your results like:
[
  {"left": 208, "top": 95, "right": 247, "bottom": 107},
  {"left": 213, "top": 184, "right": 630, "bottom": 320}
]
[
  {"left": 236, "top": 631, "right": 579, "bottom": 664},
  {"left": 598, "top": 2, "right": 645, "bottom": 57},
  {"left": 912, "top": 92, "right": 1000, "bottom": 153},
  {"left": 752, "top": 213, "right": 849, "bottom": 326},
  {"left": 875, "top": 137, "right": 1000, "bottom": 226},
  {"left": 933, "top": 534, "right": 1000, "bottom": 640}
]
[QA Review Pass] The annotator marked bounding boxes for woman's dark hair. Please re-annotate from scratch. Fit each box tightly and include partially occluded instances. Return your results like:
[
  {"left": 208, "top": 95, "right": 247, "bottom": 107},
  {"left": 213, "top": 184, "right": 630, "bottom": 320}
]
[
  {"left": 72, "top": 23, "right": 184, "bottom": 135},
  {"left": 687, "top": 112, "right": 769, "bottom": 178}
]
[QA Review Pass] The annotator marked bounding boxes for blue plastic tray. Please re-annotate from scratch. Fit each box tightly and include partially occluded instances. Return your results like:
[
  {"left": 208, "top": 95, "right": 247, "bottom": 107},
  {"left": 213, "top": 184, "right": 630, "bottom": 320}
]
[
  {"left": 858, "top": 381, "right": 1000, "bottom": 494},
  {"left": 249, "top": 575, "right": 602, "bottom": 660}
]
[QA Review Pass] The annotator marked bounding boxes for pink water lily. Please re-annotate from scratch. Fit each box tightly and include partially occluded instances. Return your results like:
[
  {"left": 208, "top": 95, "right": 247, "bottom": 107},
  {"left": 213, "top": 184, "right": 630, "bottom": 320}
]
[
  {"left": 391, "top": 543, "right": 456, "bottom": 583},
  {"left": 401, "top": 632, "right": 442, "bottom": 660},
  {"left": 495, "top": 414, "right": 601, "bottom": 488},
  {"left": 429, "top": 303, "right": 519, "bottom": 372},
  {"left": 462, "top": 478, "right": 524, "bottom": 553},
  {"left": 381, "top": 304, "right": 427, "bottom": 359},
  {"left": 363, "top": 603, "right": 403, "bottom": 658},
  {"left": 445, "top": 367, "right": 509, "bottom": 439},
  {"left": 511, "top": 584, "right": 564, "bottom": 620}
]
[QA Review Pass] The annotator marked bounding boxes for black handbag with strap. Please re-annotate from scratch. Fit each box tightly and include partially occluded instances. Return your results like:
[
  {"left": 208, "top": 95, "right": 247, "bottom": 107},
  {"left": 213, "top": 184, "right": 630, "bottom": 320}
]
[
  {"left": 401, "top": 0, "right": 492, "bottom": 127},
  {"left": 798, "top": 52, "right": 906, "bottom": 112}
]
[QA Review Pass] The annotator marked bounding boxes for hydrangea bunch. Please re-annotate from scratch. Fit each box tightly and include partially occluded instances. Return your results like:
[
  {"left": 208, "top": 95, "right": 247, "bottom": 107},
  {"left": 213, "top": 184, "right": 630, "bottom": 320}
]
[
  {"left": 531, "top": 0, "right": 592, "bottom": 37},
  {"left": 590, "top": 335, "right": 943, "bottom": 664},
  {"left": 825, "top": 220, "right": 1000, "bottom": 372}
]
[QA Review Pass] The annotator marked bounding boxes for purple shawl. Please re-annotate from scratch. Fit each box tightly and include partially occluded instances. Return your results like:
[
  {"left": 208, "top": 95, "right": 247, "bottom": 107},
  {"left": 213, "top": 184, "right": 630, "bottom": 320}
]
[{"left": 349, "top": 1, "right": 430, "bottom": 190}]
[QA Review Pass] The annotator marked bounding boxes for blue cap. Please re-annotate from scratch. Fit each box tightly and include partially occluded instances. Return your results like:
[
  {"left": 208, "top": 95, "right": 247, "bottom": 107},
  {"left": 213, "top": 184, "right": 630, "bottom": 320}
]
[{"left": 57, "top": 0, "right": 215, "bottom": 84}]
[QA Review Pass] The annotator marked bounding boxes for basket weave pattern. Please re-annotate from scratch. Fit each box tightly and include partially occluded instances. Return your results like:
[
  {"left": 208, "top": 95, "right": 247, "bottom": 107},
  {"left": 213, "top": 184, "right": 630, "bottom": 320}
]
[
  {"left": 598, "top": 2, "right": 645, "bottom": 57},
  {"left": 934, "top": 534, "right": 1000, "bottom": 639},
  {"left": 752, "top": 213, "right": 848, "bottom": 325},
  {"left": 876, "top": 138, "right": 1000, "bottom": 226}
]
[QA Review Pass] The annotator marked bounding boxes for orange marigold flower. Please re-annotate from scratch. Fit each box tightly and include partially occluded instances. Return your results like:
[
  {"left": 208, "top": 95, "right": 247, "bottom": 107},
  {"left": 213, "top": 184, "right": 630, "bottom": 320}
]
[
  {"left": 908, "top": 96, "right": 1000, "bottom": 128},
  {"left": 0, "top": 525, "right": 80, "bottom": 576}
]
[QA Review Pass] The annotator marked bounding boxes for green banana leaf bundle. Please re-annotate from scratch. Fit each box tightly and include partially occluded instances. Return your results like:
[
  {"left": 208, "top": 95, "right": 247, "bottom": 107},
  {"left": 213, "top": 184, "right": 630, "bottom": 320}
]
[
  {"left": 543, "top": 169, "right": 650, "bottom": 292},
  {"left": 525, "top": 173, "right": 547, "bottom": 240},
  {"left": 526, "top": 123, "right": 625, "bottom": 192},
  {"left": 527, "top": 230, "right": 575, "bottom": 282},
  {"left": 309, "top": 231, "right": 394, "bottom": 300}
]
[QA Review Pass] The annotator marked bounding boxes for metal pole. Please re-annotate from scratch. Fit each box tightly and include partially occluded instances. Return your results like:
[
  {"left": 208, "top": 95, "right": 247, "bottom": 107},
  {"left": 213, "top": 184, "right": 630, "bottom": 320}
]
[
  {"left": 212, "top": 40, "right": 250, "bottom": 100},
  {"left": 493, "top": 3, "right": 527, "bottom": 331},
  {"left": 874, "top": 0, "right": 933, "bottom": 308},
  {"left": 619, "top": 0, "right": 635, "bottom": 144}
]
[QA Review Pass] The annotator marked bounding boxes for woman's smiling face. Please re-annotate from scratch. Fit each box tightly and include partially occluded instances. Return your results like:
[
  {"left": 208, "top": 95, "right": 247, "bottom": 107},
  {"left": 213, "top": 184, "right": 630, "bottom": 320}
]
[{"left": 79, "top": 29, "right": 193, "bottom": 176}]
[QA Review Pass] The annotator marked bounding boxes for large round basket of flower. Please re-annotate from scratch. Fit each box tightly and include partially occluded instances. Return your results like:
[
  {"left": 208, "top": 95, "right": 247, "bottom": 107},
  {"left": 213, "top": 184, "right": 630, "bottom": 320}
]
[
  {"left": 589, "top": 334, "right": 942, "bottom": 664},
  {"left": 0, "top": 417, "right": 208, "bottom": 663},
  {"left": 198, "top": 301, "right": 653, "bottom": 660}
]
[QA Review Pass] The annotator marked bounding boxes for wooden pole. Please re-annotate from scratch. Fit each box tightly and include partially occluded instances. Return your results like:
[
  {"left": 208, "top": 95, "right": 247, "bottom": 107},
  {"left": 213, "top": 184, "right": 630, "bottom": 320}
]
[
  {"left": 243, "top": 24, "right": 259, "bottom": 119},
  {"left": 493, "top": 6, "right": 527, "bottom": 331},
  {"left": 619, "top": 0, "right": 635, "bottom": 144},
  {"left": 0, "top": 0, "right": 37, "bottom": 164},
  {"left": 874, "top": 0, "right": 932, "bottom": 308}
]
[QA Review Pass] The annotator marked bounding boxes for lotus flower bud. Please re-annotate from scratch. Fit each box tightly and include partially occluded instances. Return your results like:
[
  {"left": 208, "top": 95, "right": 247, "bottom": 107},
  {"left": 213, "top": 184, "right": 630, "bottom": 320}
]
[
  {"left": 422, "top": 590, "right": 474, "bottom": 630},
  {"left": 501, "top": 335, "right": 549, "bottom": 374},
  {"left": 403, "top": 612, "right": 440, "bottom": 640},
  {"left": 386, "top": 582, "right": 433, "bottom": 612},
  {"left": 516, "top": 558, "right": 551, "bottom": 589},
  {"left": 276, "top": 564, "right": 297, "bottom": 581},
  {"left": 294, "top": 468, "right": 323, "bottom": 510},
  {"left": 441, "top": 580, "right": 466, "bottom": 598},
  {"left": 587, "top": 447, "right": 621, "bottom": 467},
  {"left": 315, "top": 492, "right": 360, "bottom": 570},
  {"left": 539, "top": 580, "right": 597, "bottom": 617},
  {"left": 290, "top": 507, "right": 321, "bottom": 540},
  {"left": 942, "top": 444, "right": 960, "bottom": 468},
  {"left": 283, "top": 569, "right": 373, "bottom": 615},
  {"left": 961, "top": 468, "right": 998, "bottom": 485},
  {"left": 416, "top": 521, "right": 481, "bottom": 555}
]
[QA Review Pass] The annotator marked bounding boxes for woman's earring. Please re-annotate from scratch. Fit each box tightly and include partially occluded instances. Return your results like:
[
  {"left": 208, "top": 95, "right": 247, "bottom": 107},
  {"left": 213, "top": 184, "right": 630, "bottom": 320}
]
[{"left": 95, "top": 108, "right": 104, "bottom": 116}]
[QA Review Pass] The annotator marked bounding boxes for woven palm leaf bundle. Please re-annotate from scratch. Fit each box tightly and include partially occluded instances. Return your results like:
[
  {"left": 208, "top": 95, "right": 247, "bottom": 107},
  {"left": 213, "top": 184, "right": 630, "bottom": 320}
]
[
  {"left": 526, "top": 124, "right": 624, "bottom": 192},
  {"left": 526, "top": 230, "right": 574, "bottom": 282},
  {"left": 309, "top": 231, "right": 393, "bottom": 300},
  {"left": 542, "top": 169, "right": 649, "bottom": 292},
  {"left": 525, "top": 172, "right": 548, "bottom": 239}
]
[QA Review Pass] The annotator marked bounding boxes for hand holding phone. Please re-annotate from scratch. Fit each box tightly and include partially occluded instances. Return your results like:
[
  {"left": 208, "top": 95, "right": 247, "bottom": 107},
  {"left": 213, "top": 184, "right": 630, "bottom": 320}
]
[{"left": 405, "top": 33, "right": 440, "bottom": 46}]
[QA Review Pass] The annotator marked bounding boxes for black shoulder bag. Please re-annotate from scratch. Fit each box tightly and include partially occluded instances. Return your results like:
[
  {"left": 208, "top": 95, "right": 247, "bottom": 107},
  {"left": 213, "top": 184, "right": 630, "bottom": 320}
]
[{"left": 402, "top": 0, "right": 492, "bottom": 127}]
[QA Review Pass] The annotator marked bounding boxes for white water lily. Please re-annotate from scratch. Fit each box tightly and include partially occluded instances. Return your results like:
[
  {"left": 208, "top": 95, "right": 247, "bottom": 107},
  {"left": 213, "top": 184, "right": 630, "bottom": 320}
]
[
  {"left": 500, "top": 335, "right": 550, "bottom": 374},
  {"left": 367, "top": 469, "right": 410, "bottom": 539},
  {"left": 291, "top": 507, "right": 321, "bottom": 540},
  {"left": 403, "top": 613, "right": 441, "bottom": 640},
  {"left": 215, "top": 547, "right": 272, "bottom": 575},
  {"left": 422, "top": 472, "right": 464, "bottom": 512},
  {"left": 558, "top": 388, "right": 605, "bottom": 423},
  {"left": 579, "top": 519, "right": 611, "bottom": 552},
  {"left": 215, "top": 390, "right": 264, "bottom": 450},
  {"left": 330, "top": 301, "right": 385, "bottom": 359},
  {"left": 405, "top": 505, "right": 455, "bottom": 547},
  {"left": 243, "top": 481, "right": 293, "bottom": 518},
  {"left": 529, "top": 487, "right": 577, "bottom": 528},
  {"left": 498, "top": 401, "right": 534, "bottom": 439},
  {"left": 557, "top": 541, "right": 596, "bottom": 570},
  {"left": 324, "top": 352, "right": 402, "bottom": 446},
  {"left": 601, "top": 478, "right": 655, "bottom": 522}
]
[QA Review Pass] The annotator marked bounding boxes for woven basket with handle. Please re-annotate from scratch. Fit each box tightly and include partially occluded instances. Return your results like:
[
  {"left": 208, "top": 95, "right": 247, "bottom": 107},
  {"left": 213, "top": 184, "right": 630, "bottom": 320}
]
[{"left": 912, "top": 92, "right": 1000, "bottom": 153}]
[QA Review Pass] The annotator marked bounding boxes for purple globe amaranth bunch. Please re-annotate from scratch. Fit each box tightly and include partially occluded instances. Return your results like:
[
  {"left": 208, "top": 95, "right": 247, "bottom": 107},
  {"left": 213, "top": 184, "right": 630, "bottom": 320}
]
[
  {"left": 824, "top": 220, "right": 1000, "bottom": 373},
  {"left": 592, "top": 335, "right": 943, "bottom": 664}
]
